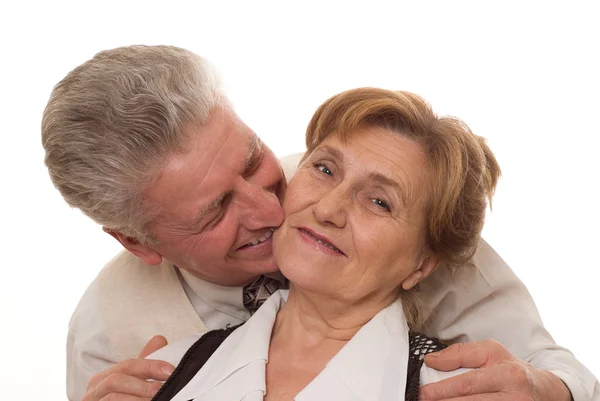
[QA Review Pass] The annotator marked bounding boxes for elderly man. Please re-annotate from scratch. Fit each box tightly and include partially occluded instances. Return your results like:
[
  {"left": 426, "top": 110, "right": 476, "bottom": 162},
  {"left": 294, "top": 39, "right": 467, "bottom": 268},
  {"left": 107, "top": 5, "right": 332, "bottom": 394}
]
[{"left": 42, "top": 45, "right": 598, "bottom": 401}]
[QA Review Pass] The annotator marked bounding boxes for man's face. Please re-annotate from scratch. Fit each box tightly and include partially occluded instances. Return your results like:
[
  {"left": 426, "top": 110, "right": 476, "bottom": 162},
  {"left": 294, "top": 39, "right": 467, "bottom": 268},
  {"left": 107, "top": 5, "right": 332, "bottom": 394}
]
[{"left": 142, "top": 106, "right": 286, "bottom": 285}]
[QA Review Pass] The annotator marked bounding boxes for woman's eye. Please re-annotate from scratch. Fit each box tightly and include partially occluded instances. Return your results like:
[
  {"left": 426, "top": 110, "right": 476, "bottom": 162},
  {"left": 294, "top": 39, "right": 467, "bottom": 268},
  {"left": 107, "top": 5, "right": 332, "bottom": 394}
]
[
  {"left": 315, "top": 163, "right": 333, "bottom": 176},
  {"left": 373, "top": 198, "right": 391, "bottom": 212}
]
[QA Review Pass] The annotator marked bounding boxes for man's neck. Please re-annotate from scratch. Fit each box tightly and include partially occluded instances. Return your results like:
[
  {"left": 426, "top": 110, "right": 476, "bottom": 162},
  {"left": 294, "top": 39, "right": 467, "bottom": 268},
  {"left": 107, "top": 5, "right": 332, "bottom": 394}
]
[{"left": 174, "top": 263, "right": 261, "bottom": 287}]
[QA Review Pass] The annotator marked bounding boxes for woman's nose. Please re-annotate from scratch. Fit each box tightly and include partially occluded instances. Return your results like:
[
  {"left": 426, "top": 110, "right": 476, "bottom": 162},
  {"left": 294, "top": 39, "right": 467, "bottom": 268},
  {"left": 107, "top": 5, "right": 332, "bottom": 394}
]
[
  {"left": 239, "top": 180, "right": 285, "bottom": 230},
  {"left": 313, "top": 186, "right": 348, "bottom": 228}
]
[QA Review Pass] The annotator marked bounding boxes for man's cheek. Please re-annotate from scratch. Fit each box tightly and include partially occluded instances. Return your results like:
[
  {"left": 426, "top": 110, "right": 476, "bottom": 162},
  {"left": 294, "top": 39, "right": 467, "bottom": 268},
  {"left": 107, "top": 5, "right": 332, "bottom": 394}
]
[{"left": 277, "top": 179, "right": 287, "bottom": 203}]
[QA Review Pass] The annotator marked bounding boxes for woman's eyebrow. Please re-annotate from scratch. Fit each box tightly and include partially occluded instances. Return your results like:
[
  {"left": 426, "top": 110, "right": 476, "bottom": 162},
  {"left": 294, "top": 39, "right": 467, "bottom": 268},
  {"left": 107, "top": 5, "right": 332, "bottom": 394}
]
[
  {"left": 314, "top": 145, "right": 344, "bottom": 161},
  {"left": 367, "top": 172, "right": 408, "bottom": 205}
]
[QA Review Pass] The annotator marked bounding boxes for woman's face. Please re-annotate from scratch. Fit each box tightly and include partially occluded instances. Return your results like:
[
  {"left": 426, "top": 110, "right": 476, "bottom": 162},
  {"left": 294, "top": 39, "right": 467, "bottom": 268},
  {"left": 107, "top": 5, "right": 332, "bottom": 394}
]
[{"left": 273, "top": 126, "right": 438, "bottom": 303}]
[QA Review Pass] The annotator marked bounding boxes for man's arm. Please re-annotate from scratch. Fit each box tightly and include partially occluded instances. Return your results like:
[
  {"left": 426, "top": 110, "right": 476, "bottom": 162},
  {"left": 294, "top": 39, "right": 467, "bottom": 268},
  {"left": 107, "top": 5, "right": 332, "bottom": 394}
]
[
  {"left": 80, "top": 336, "right": 172, "bottom": 401},
  {"left": 419, "top": 239, "right": 598, "bottom": 401},
  {"left": 67, "top": 280, "right": 173, "bottom": 401},
  {"left": 420, "top": 340, "right": 575, "bottom": 400},
  {"left": 67, "top": 280, "right": 119, "bottom": 400}
]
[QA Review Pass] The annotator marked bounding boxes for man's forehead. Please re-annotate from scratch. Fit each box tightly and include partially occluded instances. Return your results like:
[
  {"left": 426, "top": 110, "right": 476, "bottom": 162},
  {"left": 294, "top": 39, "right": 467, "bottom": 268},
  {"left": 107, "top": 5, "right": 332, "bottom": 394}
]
[
  {"left": 146, "top": 111, "right": 251, "bottom": 198},
  {"left": 223, "top": 111, "right": 259, "bottom": 162}
]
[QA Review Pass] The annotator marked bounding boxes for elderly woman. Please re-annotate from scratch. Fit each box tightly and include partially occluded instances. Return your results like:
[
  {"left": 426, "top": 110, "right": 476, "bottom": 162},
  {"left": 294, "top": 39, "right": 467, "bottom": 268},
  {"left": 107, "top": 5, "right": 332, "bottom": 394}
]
[{"left": 151, "top": 87, "right": 500, "bottom": 401}]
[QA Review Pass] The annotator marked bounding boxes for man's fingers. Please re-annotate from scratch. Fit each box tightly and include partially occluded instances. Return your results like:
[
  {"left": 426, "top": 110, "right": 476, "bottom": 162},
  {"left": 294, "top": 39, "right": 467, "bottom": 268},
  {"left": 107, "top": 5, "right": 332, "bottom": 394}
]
[
  {"left": 138, "top": 335, "right": 168, "bottom": 359},
  {"left": 89, "top": 335, "right": 171, "bottom": 388},
  {"left": 117, "top": 358, "right": 174, "bottom": 381},
  {"left": 87, "top": 358, "right": 174, "bottom": 390},
  {"left": 424, "top": 340, "right": 510, "bottom": 371},
  {"left": 419, "top": 362, "right": 529, "bottom": 400},
  {"left": 92, "top": 373, "right": 163, "bottom": 400},
  {"left": 419, "top": 394, "right": 508, "bottom": 401},
  {"left": 100, "top": 395, "right": 153, "bottom": 401},
  {"left": 84, "top": 355, "right": 173, "bottom": 401}
]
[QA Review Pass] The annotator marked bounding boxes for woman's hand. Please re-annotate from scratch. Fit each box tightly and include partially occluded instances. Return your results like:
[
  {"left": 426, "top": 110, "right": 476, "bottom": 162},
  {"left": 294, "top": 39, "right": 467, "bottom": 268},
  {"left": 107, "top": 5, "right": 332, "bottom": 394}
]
[
  {"left": 419, "top": 339, "right": 572, "bottom": 401},
  {"left": 82, "top": 335, "right": 174, "bottom": 401}
]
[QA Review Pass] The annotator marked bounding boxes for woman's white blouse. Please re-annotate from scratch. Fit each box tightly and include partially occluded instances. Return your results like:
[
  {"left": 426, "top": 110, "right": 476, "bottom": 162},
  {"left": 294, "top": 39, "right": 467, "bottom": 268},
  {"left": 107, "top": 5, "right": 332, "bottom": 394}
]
[{"left": 155, "top": 290, "right": 469, "bottom": 401}]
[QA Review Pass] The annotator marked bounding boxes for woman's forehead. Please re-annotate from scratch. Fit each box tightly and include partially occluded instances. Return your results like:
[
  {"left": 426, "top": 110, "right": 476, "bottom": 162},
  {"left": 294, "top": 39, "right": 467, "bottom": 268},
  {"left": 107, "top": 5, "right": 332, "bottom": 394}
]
[
  {"left": 315, "top": 128, "right": 427, "bottom": 172},
  {"left": 312, "top": 129, "right": 429, "bottom": 203}
]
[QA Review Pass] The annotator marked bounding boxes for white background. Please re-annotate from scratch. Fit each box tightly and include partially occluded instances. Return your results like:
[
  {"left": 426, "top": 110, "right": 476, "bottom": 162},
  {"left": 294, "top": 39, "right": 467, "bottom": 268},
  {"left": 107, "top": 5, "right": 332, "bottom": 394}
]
[{"left": 1, "top": 1, "right": 598, "bottom": 399}]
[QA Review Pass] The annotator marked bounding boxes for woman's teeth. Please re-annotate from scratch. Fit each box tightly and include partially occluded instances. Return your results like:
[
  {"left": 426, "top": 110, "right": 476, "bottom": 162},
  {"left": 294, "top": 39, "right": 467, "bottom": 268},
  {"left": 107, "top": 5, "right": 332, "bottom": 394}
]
[{"left": 314, "top": 237, "right": 337, "bottom": 251}]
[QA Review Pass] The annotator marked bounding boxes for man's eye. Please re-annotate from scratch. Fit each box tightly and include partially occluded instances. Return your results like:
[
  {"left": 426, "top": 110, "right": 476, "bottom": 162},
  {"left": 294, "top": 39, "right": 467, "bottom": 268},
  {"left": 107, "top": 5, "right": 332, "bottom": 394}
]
[
  {"left": 198, "top": 198, "right": 231, "bottom": 233},
  {"left": 373, "top": 198, "right": 391, "bottom": 212},
  {"left": 206, "top": 213, "right": 223, "bottom": 230},
  {"left": 315, "top": 163, "right": 333, "bottom": 176}
]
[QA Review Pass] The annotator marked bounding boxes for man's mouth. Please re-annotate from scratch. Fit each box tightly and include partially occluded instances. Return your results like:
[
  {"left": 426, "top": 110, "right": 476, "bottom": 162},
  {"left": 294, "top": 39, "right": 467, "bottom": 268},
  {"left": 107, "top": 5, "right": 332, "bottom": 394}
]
[
  {"left": 238, "top": 228, "right": 275, "bottom": 249},
  {"left": 297, "top": 228, "right": 346, "bottom": 256}
]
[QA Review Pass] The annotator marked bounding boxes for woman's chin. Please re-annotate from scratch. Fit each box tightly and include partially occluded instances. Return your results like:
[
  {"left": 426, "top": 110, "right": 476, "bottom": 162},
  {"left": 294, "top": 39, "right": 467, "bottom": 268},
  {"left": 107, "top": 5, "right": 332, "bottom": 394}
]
[
  {"left": 277, "top": 259, "right": 333, "bottom": 294},
  {"left": 274, "top": 225, "right": 342, "bottom": 293}
]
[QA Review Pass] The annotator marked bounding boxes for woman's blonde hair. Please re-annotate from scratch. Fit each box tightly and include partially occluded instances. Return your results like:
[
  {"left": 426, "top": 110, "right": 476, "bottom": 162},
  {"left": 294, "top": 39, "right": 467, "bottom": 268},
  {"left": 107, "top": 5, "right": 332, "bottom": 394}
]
[{"left": 304, "top": 88, "right": 501, "bottom": 328}]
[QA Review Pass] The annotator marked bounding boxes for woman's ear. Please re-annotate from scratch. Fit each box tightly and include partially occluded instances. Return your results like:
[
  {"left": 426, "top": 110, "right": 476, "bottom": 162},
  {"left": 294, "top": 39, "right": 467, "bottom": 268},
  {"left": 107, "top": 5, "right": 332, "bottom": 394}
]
[
  {"left": 103, "top": 227, "right": 163, "bottom": 266},
  {"left": 401, "top": 254, "right": 440, "bottom": 290}
]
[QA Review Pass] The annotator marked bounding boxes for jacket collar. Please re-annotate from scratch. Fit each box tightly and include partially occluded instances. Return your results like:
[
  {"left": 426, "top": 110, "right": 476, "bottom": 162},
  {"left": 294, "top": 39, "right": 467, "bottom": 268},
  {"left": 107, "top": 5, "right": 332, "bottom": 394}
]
[{"left": 171, "top": 290, "right": 410, "bottom": 401}]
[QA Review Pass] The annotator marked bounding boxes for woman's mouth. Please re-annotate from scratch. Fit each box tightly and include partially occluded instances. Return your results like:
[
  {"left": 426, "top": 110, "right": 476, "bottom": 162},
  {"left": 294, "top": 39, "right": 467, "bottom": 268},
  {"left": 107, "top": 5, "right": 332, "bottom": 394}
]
[{"left": 297, "top": 228, "right": 346, "bottom": 256}]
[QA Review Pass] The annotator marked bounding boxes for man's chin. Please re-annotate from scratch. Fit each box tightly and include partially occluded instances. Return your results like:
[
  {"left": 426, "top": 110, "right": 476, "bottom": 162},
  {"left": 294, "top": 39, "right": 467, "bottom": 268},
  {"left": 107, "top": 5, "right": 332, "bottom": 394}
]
[
  {"left": 237, "top": 257, "right": 279, "bottom": 275},
  {"left": 259, "top": 259, "right": 280, "bottom": 274}
]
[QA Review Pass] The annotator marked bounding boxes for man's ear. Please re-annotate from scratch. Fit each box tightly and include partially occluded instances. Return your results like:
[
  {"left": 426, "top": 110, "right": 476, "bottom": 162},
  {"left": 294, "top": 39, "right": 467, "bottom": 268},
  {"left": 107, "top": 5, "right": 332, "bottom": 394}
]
[
  {"left": 401, "top": 254, "right": 441, "bottom": 290},
  {"left": 103, "top": 227, "right": 163, "bottom": 266}
]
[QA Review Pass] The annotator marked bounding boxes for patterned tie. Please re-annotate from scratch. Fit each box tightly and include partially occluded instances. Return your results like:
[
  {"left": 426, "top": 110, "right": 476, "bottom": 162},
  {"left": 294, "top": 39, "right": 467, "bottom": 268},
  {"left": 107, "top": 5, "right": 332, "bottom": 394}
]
[{"left": 243, "top": 275, "right": 282, "bottom": 314}]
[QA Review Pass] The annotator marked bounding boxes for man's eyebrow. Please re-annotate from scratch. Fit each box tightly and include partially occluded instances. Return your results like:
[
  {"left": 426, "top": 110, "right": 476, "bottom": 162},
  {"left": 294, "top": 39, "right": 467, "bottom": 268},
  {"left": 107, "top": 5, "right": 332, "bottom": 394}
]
[
  {"left": 190, "top": 191, "right": 231, "bottom": 231},
  {"left": 243, "top": 134, "right": 264, "bottom": 177},
  {"left": 189, "top": 134, "right": 261, "bottom": 232}
]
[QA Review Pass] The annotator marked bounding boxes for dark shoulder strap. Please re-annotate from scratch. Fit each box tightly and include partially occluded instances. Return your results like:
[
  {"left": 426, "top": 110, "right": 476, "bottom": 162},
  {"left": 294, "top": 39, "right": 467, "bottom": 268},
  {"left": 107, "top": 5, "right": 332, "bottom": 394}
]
[
  {"left": 405, "top": 331, "right": 447, "bottom": 401},
  {"left": 152, "top": 324, "right": 243, "bottom": 401},
  {"left": 153, "top": 327, "right": 444, "bottom": 401}
]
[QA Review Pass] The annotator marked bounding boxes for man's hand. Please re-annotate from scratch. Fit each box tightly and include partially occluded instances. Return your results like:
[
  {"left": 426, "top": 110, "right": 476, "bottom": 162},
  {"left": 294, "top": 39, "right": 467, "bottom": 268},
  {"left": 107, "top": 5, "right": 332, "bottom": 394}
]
[
  {"left": 82, "top": 335, "right": 174, "bottom": 401},
  {"left": 419, "top": 339, "right": 572, "bottom": 401}
]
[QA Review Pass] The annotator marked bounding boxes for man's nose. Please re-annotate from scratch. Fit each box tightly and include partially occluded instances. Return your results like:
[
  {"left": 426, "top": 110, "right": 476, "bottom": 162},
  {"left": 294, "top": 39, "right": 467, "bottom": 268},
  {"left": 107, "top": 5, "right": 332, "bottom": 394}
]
[
  {"left": 313, "top": 185, "right": 348, "bottom": 228},
  {"left": 238, "top": 180, "right": 285, "bottom": 230}
]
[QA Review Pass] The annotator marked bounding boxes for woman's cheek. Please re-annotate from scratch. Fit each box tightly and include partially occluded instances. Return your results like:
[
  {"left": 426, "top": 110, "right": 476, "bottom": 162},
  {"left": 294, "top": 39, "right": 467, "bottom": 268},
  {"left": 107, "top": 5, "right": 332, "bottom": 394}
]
[{"left": 284, "top": 174, "right": 319, "bottom": 211}]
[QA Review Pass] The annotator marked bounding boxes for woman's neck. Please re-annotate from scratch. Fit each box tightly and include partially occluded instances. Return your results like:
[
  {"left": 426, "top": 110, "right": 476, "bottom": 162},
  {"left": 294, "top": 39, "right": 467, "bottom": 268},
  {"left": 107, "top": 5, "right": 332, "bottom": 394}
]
[
  {"left": 271, "top": 285, "right": 398, "bottom": 347},
  {"left": 264, "top": 286, "right": 399, "bottom": 401}
]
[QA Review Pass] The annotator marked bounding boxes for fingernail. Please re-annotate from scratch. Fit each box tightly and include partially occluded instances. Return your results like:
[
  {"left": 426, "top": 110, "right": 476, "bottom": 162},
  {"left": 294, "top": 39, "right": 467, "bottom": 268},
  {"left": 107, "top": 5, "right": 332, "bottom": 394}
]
[{"left": 161, "top": 366, "right": 174, "bottom": 376}]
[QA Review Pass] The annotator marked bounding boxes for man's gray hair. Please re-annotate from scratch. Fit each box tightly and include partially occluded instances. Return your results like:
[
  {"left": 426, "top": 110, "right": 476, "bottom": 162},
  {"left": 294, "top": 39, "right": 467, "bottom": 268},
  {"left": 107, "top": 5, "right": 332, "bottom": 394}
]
[{"left": 42, "top": 45, "right": 224, "bottom": 244}]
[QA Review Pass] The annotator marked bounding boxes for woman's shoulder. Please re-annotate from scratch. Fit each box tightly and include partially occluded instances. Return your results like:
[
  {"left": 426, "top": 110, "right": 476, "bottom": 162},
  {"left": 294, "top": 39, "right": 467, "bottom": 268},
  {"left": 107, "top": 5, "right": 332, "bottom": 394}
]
[
  {"left": 407, "top": 331, "right": 472, "bottom": 387},
  {"left": 146, "top": 334, "right": 202, "bottom": 367},
  {"left": 420, "top": 364, "right": 472, "bottom": 386},
  {"left": 408, "top": 331, "right": 446, "bottom": 360},
  {"left": 150, "top": 325, "right": 244, "bottom": 401},
  {"left": 404, "top": 331, "right": 448, "bottom": 399}
]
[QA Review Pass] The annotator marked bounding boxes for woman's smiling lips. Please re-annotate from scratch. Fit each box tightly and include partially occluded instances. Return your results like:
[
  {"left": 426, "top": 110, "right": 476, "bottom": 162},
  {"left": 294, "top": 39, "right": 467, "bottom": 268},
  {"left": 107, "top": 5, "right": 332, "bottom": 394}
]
[{"left": 295, "top": 226, "right": 347, "bottom": 257}]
